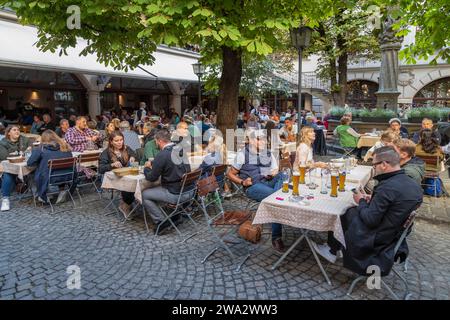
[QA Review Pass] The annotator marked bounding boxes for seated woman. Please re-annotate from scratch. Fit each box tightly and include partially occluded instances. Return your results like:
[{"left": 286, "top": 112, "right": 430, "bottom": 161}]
[
  {"left": 0, "top": 125, "right": 32, "bottom": 211},
  {"left": 415, "top": 129, "right": 445, "bottom": 172},
  {"left": 27, "top": 130, "right": 74, "bottom": 204},
  {"left": 364, "top": 130, "right": 399, "bottom": 162},
  {"left": 199, "top": 135, "right": 227, "bottom": 182},
  {"left": 333, "top": 116, "right": 362, "bottom": 159},
  {"left": 102, "top": 118, "right": 121, "bottom": 148},
  {"left": 98, "top": 131, "right": 137, "bottom": 215},
  {"left": 140, "top": 123, "right": 160, "bottom": 166},
  {"left": 293, "top": 127, "right": 328, "bottom": 170}
]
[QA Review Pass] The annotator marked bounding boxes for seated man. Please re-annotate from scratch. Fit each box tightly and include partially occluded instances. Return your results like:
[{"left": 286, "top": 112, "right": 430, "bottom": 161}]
[
  {"left": 227, "top": 130, "right": 286, "bottom": 253},
  {"left": 142, "top": 129, "right": 192, "bottom": 234},
  {"left": 393, "top": 138, "right": 425, "bottom": 186},
  {"left": 65, "top": 116, "right": 99, "bottom": 152},
  {"left": 119, "top": 120, "right": 141, "bottom": 152},
  {"left": 412, "top": 118, "right": 441, "bottom": 144},
  {"left": 279, "top": 117, "right": 297, "bottom": 142},
  {"left": 312, "top": 146, "right": 423, "bottom": 277}
]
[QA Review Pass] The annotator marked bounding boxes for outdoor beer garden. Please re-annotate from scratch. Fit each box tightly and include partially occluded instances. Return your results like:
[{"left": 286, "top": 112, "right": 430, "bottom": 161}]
[{"left": 0, "top": 1, "right": 449, "bottom": 302}]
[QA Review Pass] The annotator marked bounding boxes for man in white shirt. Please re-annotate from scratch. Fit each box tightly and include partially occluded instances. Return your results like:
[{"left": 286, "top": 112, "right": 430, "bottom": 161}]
[{"left": 227, "top": 130, "right": 286, "bottom": 253}]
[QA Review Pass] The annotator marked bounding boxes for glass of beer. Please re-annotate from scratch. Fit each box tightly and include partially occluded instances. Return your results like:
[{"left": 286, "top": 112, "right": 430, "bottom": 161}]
[
  {"left": 282, "top": 169, "right": 290, "bottom": 193},
  {"left": 292, "top": 171, "right": 300, "bottom": 196},
  {"left": 299, "top": 162, "right": 306, "bottom": 184},
  {"left": 330, "top": 169, "right": 339, "bottom": 197},
  {"left": 339, "top": 170, "right": 346, "bottom": 192}
]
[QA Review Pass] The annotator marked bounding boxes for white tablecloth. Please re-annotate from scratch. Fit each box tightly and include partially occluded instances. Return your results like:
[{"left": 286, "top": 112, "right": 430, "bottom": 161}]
[
  {"left": 100, "top": 171, "right": 159, "bottom": 203},
  {"left": 253, "top": 182, "right": 359, "bottom": 247},
  {"left": 189, "top": 151, "right": 238, "bottom": 171},
  {"left": 72, "top": 149, "right": 103, "bottom": 168},
  {"left": 0, "top": 160, "right": 35, "bottom": 181},
  {"left": 281, "top": 142, "right": 297, "bottom": 153}
]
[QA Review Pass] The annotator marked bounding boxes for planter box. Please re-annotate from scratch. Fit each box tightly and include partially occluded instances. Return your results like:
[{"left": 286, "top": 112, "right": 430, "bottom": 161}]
[
  {"left": 408, "top": 117, "right": 440, "bottom": 123},
  {"left": 329, "top": 115, "right": 343, "bottom": 120},
  {"left": 360, "top": 117, "right": 392, "bottom": 123}
]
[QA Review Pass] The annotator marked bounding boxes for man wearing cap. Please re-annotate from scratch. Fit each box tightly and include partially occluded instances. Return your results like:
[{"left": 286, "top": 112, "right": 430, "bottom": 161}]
[
  {"left": 304, "top": 114, "right": 319, "bottom": 130},
  {"left": 227, "top": 130, "right": 287, "bottom": 253},
  {"left": 389, "top": 118, "right": 409, "bottom": 138}
]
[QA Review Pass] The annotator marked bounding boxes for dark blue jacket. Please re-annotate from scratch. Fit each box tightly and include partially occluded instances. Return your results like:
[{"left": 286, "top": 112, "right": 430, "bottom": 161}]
[
  {"left": 343, "top": 170, "right": 423, "bottom": 276},
  {"left": 238, "top": 145, "right": 272, "bottom": 184},
  {"left": 27, "top": 144, "right": 74, "bottom": 200}
]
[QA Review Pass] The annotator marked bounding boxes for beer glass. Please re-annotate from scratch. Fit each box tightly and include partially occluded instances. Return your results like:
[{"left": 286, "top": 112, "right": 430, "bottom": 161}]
[
  {"left": 330, "top": 169, "right": 339, "bottom": 197},
  {"left": 299, "top": 161, "right": 306, "bottom": 184},
  {"left": 339, "top": 170, "right": 346, "bottom": 192},
  {"left": 282, "top": 169, "right": 290, "bottom": 193},
  {"left": 292, "top": 171, "right": 300, "bottom": 196}
]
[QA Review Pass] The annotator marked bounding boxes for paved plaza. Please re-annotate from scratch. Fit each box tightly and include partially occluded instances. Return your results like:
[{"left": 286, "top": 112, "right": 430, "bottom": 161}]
[{"left": 0, "top": 189, "right": 449, "bottom": 300}]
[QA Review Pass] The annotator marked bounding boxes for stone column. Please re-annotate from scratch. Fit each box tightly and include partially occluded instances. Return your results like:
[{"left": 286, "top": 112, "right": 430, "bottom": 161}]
[
  {"left": 87, "top": 90, "right": 101, "bottom": 119},
  {"left": 375, "top": 13, "right": 404, "bottom": 112},
  {"left": 169, "top": 94, "right": 182, "bottom": 114}
]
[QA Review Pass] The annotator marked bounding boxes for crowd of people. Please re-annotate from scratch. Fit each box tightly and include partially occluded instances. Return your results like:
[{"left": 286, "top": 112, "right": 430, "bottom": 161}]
[{"left": 1, "top": 102, "right": 448, "bottom": 279}]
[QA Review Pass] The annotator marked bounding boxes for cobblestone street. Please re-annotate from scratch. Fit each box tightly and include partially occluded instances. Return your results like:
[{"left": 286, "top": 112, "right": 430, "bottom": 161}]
[{"left": 0, "top": 190, "right": 449, "bottom": 300}]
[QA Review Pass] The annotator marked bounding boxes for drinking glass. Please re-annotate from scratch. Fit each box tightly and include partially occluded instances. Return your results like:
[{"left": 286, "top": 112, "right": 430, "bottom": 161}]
[
  {"left": 338, "top": 169, "right": 346, "bottom": 192},
  {"left": 330, "top": 169, "right": 339, "bottom": 197},
  {"left": 282, "top": 168, "right": 291, "bottom": 193},
  {"left": 299, "top": 161, "right": 306, "bottom": 185},
  {"left": 292, "top": 171, "right": 300, "bottom": 196}
]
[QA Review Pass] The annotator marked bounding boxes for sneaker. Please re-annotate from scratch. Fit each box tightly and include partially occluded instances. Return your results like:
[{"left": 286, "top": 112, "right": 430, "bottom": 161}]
[
  {"left": 37, "top": 196, "right": 50, "bottom": 205},
  {"left": 55, "top": 191, "right": 68, "bottom": 204},
  {"left": 1, "top": 198, "right": 10, "bottom": 212},
  {"left": 311, "top": 241, "right": 337, "bottom": 264}
]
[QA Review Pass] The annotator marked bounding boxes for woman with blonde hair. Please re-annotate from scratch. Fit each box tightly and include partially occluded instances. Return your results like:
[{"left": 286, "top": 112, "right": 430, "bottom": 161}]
[
  {"left": 26, "top": 130, "right": 74, "bottom": 205},
  {"left": 364, "top": 130, "right": 400, "bottom": 162},
  {"left": 293, "top": 127, "right": 328, "bottom": 169}
]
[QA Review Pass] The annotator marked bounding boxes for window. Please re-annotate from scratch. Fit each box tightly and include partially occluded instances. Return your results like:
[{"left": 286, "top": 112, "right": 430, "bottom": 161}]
[{"left": 413, "top": 77, "right": 450, "bottom": 107}]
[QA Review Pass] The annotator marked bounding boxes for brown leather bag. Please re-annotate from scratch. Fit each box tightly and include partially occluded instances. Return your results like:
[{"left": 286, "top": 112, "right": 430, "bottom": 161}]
[{"left": 239, "top": 220, "right": 262, "bottom": 244}]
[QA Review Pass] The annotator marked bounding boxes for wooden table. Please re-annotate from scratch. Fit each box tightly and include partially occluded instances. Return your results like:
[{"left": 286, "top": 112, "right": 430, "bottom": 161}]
[{"left": 357, "top": 134, "right": 380, "bottom": 148}]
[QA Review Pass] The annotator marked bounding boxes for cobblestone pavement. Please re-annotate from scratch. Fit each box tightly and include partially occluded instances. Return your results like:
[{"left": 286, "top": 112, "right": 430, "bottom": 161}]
[{"left": 0, "top": 190, "right": 449, "bottom": 300}]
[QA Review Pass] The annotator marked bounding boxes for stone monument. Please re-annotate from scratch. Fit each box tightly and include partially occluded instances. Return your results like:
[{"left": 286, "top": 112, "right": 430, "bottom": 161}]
[{"left": 375, "top": 13, "right": 404, "bottom": 112}]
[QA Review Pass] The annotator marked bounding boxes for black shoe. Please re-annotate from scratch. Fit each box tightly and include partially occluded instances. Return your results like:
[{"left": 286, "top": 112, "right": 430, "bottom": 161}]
[{"left": 155, "top": 220, "right": 172, "bottom": 235}]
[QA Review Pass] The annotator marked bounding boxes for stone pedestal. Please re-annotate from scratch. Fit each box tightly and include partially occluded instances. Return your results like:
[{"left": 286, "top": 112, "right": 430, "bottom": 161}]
[{"left": 375, "top": 14, "right": 404, "bottom": 112}]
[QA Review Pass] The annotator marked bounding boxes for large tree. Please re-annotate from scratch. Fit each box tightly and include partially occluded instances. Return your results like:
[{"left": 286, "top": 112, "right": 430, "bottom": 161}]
[
  {"left": 2, "top": 0, "right": 331, "bottom": 134},
  {"left": 306, "top": 0, "right": 380, "bottom": 106}
]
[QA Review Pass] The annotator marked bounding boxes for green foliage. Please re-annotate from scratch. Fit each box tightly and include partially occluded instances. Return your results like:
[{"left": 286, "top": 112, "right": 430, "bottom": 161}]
[
  {"left": 1, "top": 0, "right": 331, "bottom": 71},
  {"left": 359, "top": 108, "right": 396, "bottom": 118},
  {"left": 406, "top": 107, "right": 443, "bottom": 120},
  {"left": 394, "top": 0, "right": 450, "bottom": 64},
  {"left": 329, "top": 106, "right": 346, "bottom": 117}
]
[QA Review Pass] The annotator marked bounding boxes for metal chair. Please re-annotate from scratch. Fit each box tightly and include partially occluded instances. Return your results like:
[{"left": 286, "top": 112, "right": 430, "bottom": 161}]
[
  {"left": 75, "top": 152, "right": 102, "bottom": 203},
  {"left": 153, "top": 169, "right": 203, "bottom": 241},
  {"left": 347, "top": 211, "right": 417, "bottom": 300},
  {"left": 197, "top": 174, "right": 252, "bottom": 271},
  {"left": 35, "top": 157, "right": 80, "bottom": 214}
]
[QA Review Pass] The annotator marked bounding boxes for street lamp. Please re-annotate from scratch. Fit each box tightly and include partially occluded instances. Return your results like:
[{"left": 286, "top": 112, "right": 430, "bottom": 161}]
[
  {"left": 192, "top": 62, "right": 206, "bottom": 108},
  {"left": 290, "top": 26, "right": 312, "bottom": 141}
]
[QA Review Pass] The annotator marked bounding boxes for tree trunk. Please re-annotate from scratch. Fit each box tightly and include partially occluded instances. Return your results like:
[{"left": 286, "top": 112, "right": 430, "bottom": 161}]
[
  {"left": 217, "top": 47, "right": 242, "bottom": 141},
  {"left": 329, "top": 57, "right": 339, "bottom": 105},
  {"left": 337, "top": 51, "right": 348, "bottom": 106}
]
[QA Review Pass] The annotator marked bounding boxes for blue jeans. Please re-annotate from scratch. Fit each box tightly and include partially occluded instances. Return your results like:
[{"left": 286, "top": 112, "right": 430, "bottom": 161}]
[
  {"left": 1, "top": 173, "right": 17, "bottom": 198},
  {"left": 245, "top": 173, "right": 285, "bottom": 240}
]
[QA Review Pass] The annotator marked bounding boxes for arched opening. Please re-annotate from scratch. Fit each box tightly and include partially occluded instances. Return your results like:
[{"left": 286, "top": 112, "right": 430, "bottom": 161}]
[
  {"left": 413, "top": 77, "right": 450, "bottom": 107},
  {"left": 346, "top": 80, "right": 379, "bottom": 108}
]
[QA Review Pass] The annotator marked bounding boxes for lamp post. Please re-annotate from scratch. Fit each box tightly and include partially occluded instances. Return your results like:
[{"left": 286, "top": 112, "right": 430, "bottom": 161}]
[
  {"left": 192, "top": 62, "right": 206, "bottom": 108},
  {"left": 290, "top": 26, "right": 312, "bottom": 142}
]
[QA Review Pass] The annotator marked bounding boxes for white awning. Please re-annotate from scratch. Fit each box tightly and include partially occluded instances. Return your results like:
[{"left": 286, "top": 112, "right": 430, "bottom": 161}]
[{"left": 0, "top": 19, "right": 200, "bottom": 82}]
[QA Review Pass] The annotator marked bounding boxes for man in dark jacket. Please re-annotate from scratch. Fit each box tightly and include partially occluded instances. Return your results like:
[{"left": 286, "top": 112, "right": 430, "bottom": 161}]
[
  {"left": 394, "top": 138, "right": 425, "bottom": 185},
  {"left": 141, "top": 129, "right": 192, "bottom": 233},
  {"left": 312, "top": 146, "right": 423, "bottom": 276}
]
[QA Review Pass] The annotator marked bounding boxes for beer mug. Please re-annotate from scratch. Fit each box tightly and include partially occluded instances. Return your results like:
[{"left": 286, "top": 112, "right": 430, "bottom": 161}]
[
  {"left": 292, "top": 171, "right": 300, "bottom": 196},
  {"left": 299, "top": 161, "right": 306, "bottom": 185},
  {"left": 282, "top": 169, "right": 290, "bottom": 193},
  {"left": 330, "top": 169, "right": 339, "bottom": 197},
  {"left": 339, "top": 170, "right": 346, "bottom": 192}
]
